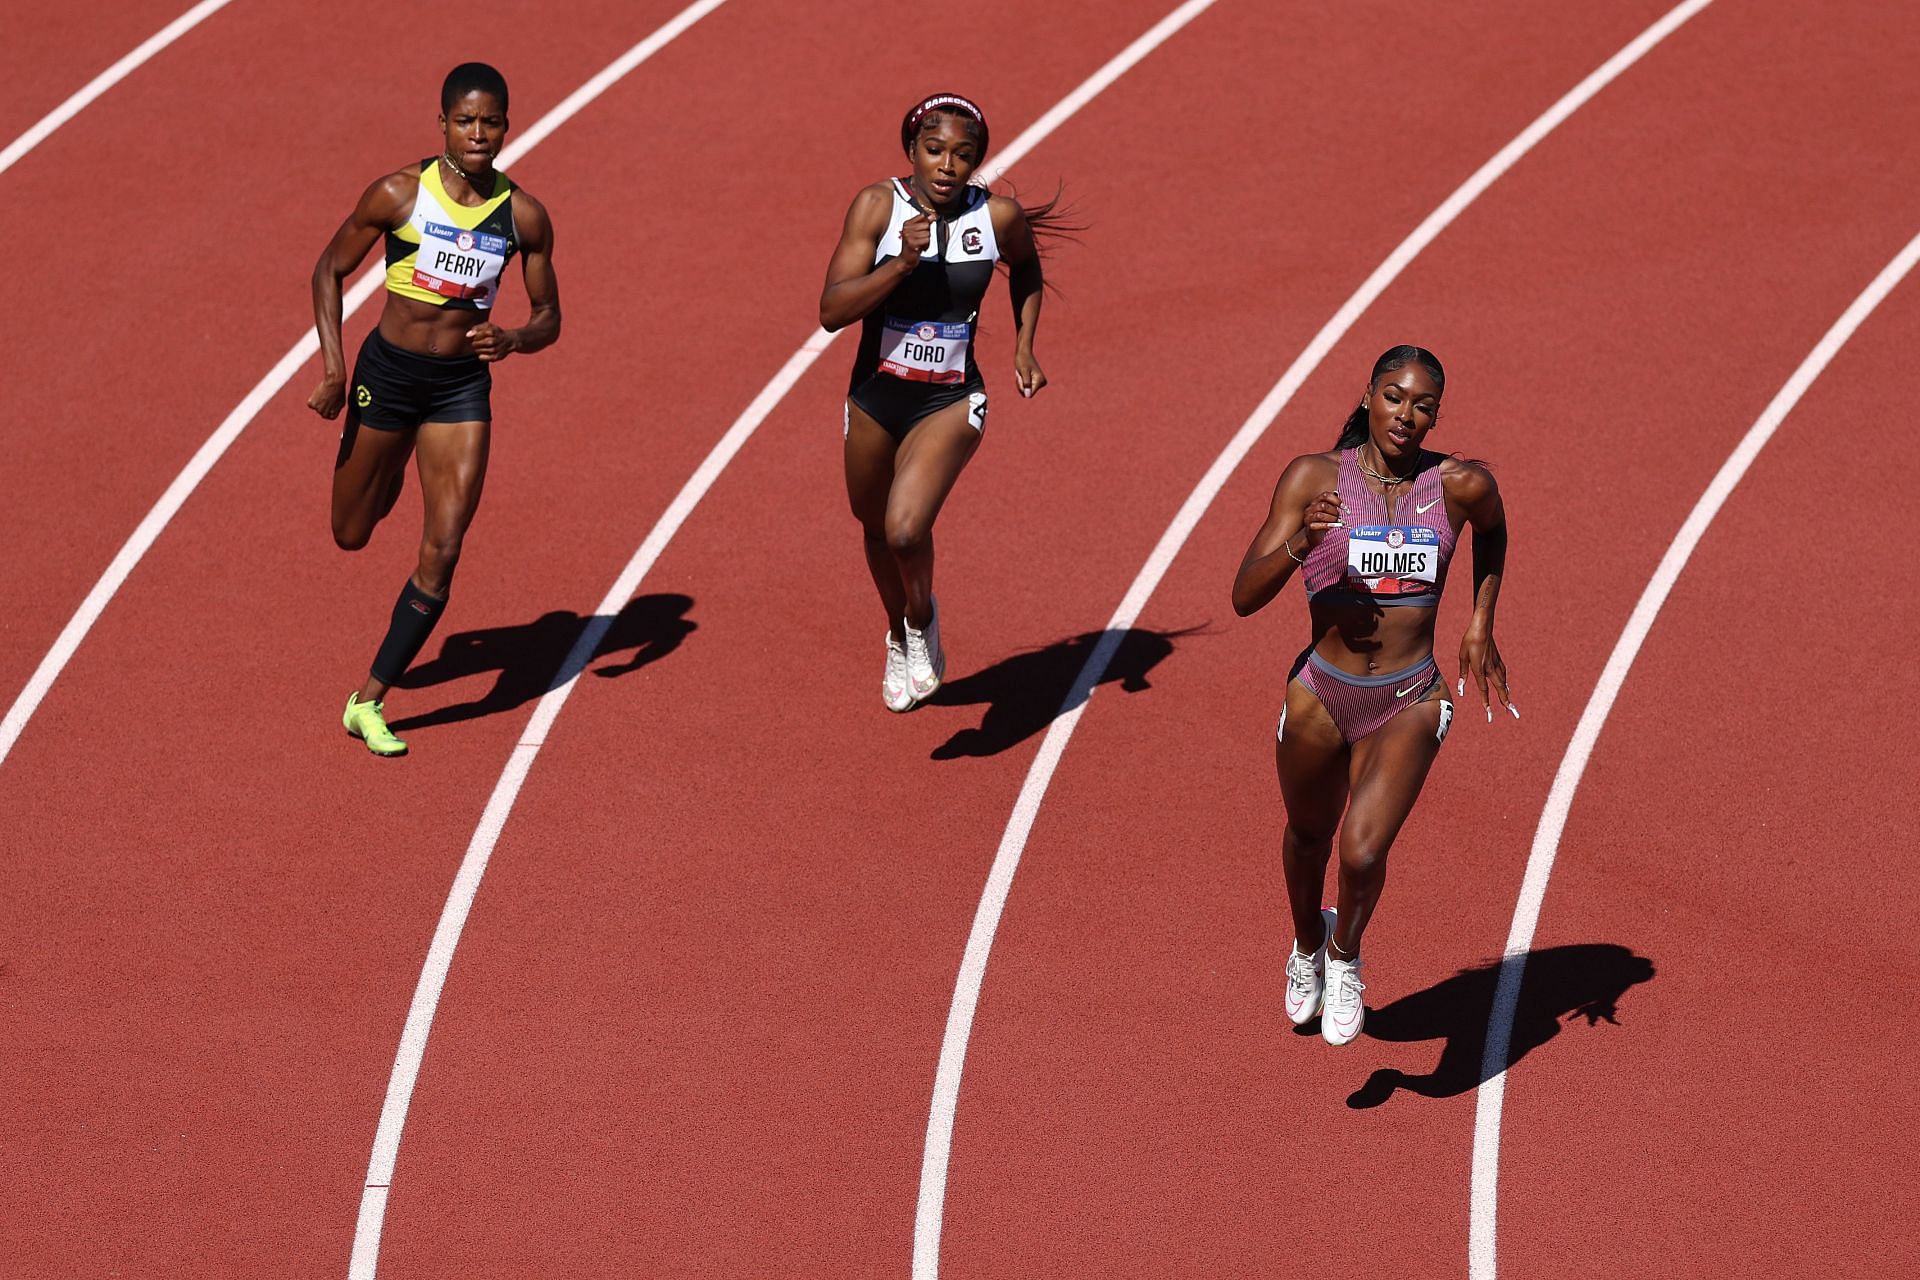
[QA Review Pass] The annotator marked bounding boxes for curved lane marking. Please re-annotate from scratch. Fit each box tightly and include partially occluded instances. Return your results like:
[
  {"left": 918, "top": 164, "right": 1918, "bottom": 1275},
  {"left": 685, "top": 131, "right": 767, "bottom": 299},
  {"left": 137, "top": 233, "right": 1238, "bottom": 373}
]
[
  {"left": 346, "top": 2, "right": 1220, "bottom": 1275},
  {"left": 0, "top": 0, "right": 236, "bottom": 179},
  {"left": 1467, "top": 228, "right": 1920, "bottom": 1279},
  {"left": 0, "top": 0, "right": 732, "bottom": 772},
  {"left": 908, "top": 2, "right": 1715, "bottom": 1275}
]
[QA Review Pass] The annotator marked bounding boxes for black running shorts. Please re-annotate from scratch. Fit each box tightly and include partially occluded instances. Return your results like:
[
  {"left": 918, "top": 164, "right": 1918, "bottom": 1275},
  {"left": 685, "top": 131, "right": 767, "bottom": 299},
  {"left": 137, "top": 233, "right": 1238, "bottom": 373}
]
[
  {"left": 847, "top": 371, "right": 987, "bottom": 442},
  {"left": 349, "top": 327, "right": 492, "bottom": 432}
]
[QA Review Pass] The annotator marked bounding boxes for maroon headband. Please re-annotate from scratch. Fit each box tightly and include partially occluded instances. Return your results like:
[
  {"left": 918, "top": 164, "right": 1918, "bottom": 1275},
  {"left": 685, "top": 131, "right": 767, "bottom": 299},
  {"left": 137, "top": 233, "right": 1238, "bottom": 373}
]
[{"left": 900, "top": 93, "right": 989, "bottom": 159}]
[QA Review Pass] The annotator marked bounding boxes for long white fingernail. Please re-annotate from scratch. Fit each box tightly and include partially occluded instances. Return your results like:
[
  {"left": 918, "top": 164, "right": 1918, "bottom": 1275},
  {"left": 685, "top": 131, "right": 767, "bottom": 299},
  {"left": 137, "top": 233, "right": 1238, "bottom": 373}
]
[
  {"left": 1509, "top": 704, "right": 1521, "bottom": 721},
  {"left": 1486, "top": 706, "right": 1492, "bottom": 723},
  {"left": 1457, "top": 679, "right": 1465, "bottom": 698}
]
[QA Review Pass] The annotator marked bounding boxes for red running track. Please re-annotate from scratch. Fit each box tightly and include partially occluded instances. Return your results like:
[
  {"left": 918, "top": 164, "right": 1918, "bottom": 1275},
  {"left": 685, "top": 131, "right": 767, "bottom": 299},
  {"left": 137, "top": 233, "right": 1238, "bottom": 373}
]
[
  {"left": 0, "top": 0, "right": 198, "bottom": 148},
  {"left": 0, "top": 0, "right": 704, "bottom": 699},
  {"left": 2, "top": 0, "right": 765, "bottom": 1270},
  {"left": 1498, "top": 262, "right": 1920, "bottom": 1278},
  {"left": 1492, "top": 7, "right": 1920, "bottom": 1266},
  {"left": 3, "top": 0, "right": 1915, "bottom": 1276},
  {"left": 931, "top": 1, "right": 1920, "bottom": 1276}
]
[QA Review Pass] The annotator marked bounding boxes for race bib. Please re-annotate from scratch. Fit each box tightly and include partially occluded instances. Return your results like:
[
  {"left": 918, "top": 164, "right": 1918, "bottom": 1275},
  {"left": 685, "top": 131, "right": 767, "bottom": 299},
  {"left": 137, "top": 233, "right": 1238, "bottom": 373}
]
[
  {"left": 878, "top": 318, "right": 970, "bottom": 384},
  {"left": 1346, "top": 524, "right": 1440, "bottom": 596},
  {"left": 411, "top": 221, "right": 509, "bottom": 306}
]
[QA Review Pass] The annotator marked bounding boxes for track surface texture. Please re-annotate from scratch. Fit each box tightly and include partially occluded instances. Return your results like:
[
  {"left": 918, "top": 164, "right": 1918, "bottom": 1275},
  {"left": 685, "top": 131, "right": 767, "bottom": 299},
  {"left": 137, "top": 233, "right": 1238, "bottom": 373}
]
[{"left": 4, "top": 2, "right": 1914, "bottom": 1277}]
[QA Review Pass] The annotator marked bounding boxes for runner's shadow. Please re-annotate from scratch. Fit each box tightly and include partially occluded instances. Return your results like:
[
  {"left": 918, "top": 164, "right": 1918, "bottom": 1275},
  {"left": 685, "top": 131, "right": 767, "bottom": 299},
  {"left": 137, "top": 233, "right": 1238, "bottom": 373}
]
[
  {"left": 387, "top": 593, "right": 696, "bottom": 732},
  {"left": 926, "top": 625, "right": 1202, "bottom": 760},
  {"left": 1327, "top": 943, "right": 1656, "bottom": 1109}
]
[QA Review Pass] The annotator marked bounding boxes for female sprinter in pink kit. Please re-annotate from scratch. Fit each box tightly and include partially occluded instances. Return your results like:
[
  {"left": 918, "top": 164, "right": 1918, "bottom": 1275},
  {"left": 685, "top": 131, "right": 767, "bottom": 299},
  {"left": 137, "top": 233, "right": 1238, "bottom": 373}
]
[{"left": 1233, "top": 346, "right": 1517, "bottom": 1044}]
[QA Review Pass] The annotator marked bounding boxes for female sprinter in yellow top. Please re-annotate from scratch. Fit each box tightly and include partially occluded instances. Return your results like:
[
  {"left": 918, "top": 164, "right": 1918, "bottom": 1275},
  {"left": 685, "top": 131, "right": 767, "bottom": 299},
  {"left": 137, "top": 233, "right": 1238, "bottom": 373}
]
[{"left": 308, "top": 61, "right": 559, "bottom": 756}]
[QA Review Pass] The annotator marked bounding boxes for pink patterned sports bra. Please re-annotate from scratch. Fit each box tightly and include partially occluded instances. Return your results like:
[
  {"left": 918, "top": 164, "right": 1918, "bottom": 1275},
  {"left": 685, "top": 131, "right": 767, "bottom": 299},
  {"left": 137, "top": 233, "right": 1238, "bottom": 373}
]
[{"left": 1301, "top": 449, "right": 1457, "bottom": 608}]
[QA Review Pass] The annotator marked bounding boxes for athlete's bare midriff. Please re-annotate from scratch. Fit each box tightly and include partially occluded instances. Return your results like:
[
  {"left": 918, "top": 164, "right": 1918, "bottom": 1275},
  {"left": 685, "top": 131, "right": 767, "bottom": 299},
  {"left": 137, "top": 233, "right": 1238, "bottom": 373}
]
[
  {"left": 376, "top": 291, "right": 488, "bottom": 357},
  {"left": 1307, "top": 600, "right": 1439, "bottom": 678}
]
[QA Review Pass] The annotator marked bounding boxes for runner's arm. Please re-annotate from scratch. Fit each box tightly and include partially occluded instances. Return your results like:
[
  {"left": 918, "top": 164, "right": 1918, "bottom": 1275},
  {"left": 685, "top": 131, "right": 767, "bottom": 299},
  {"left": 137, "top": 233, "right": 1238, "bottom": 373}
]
[
  {"left": 1234, "top": 456, "right": 1340, "bottom": 616},
  {"left": 469, "top": 188, "right": 560, "bottom": 361},
  {"left": 993, "top": 196, "right": 1046, "bottom": 398},
  {"left": 819, "top": 184, "right": 919, "bottom": 332},
  {"left": 1448, "top": 460, "right": 1515, "bottom": 719},
  {"left": 307, "top": 171, "right": 412, "bottom": 418}
]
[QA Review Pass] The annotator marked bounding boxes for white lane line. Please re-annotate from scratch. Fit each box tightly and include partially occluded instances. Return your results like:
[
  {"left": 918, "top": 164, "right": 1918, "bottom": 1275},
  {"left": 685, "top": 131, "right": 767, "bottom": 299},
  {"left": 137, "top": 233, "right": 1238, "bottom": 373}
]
[
  {"left": 0, "top": 0, "right": 235, "bottom": 179},
  {"left": 1466, "top": 229, "right": 1920, "bottom": 1279},
  {"left": 908, "top": 2, "right": 1716, "bottom": 1274},
  {"left": 346, "top": 3, "right": 1216, "bottom": 1274},
  {"left": 0, "top": 0, "right": 732, "bottom": 774}
]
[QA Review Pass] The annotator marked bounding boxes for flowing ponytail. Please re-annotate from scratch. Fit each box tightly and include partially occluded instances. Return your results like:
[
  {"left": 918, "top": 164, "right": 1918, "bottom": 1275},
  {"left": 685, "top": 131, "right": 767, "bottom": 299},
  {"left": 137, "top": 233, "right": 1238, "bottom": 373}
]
[
  {"left": 1335, "top": 345, "right": 1446, "bottom": 449},
  {"left": 1000, "top": 179, "right": 1085, "bottom": 263}
]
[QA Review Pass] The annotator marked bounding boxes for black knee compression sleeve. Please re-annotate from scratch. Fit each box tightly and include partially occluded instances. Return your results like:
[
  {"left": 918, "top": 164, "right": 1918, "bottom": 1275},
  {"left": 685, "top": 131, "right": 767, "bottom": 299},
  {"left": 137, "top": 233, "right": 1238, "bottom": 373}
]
[{"left": 370, "top": 579, "right": 447, "bottom": 686}]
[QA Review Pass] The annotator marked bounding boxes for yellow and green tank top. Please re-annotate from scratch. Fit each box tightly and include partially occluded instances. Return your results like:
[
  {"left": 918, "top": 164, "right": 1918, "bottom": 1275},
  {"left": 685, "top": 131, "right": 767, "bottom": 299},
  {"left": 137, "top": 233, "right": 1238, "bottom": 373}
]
[{"left": 383, "top": 159, "right": 517, "bottom": 311}]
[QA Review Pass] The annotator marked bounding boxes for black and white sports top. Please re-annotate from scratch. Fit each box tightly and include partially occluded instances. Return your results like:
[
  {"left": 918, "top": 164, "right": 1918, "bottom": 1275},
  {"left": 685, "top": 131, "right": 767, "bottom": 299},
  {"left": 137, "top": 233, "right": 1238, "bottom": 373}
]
[{"left": 849, "top": 178, "right": 1000, "bottom": 390}]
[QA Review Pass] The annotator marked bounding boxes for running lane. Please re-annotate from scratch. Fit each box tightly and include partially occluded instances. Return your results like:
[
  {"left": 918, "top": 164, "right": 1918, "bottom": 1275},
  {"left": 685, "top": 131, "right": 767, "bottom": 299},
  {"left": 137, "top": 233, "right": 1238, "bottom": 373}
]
[
  {"left": 0, "top": 3, "right": 733, "bottom": 1274},
  {"left": 360, "top": 2, "right": 1212, "bottom": 1273},
  {"left": 0, "top": 0, "right": 197, "bottom": 146},
  {"left": 1494, "top": 12, "right": 1920, "bottom": 1269},
  {"left": 361, "top": 2, "right": 1690, "bottom": 1277},
  {"left": 926, "top": 1, "right": 1920, "bottom": 1276},
  {"left": 1498, "top": 267, "right": 1920, "bottom": 1280},
  {"left": 0, "top": 0, "right": 682, "bottom": 729}
]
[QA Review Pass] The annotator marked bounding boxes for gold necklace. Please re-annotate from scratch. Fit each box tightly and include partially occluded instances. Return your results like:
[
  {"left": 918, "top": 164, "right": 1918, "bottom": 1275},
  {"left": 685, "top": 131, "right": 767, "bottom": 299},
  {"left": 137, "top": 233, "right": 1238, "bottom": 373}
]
[
  {"left": 440, "top": 153, "right": 491, "bottom": 194},
  {"left": 1355, "top": 445, "right": 1418, "bottom": 485}
]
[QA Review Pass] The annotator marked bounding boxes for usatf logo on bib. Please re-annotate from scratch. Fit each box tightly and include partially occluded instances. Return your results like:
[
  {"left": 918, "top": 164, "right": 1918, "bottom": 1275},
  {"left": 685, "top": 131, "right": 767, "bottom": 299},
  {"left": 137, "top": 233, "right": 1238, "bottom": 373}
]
[
  {"left": 412, "top": 221, "right": 509, "bottom": 304},
  {"left": 1346, "top": 524, "right": 1440, "bottom": 595}
]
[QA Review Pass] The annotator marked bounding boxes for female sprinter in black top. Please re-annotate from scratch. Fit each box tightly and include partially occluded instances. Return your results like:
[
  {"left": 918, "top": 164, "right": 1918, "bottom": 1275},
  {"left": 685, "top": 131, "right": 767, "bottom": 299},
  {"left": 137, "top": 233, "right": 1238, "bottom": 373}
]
[
  {"left": 308, "top": 62, "right": 559, "bottom": 756},
  {"left": 1232, "top": 346, "right": 1515, "bottom": 1044},
  {"left": 819, "top": 93, "right": 1052, "bottom": 712}
]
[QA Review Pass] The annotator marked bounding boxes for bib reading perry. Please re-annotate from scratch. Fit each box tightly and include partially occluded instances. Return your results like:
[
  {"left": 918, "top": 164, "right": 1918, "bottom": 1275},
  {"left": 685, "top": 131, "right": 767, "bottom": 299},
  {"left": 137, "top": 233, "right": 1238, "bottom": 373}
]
[
  {"left": 878, "top": 318, "right": 971, "bottom": 384},
  {"left": 1346, "top": 524, "right": 1440, "bottom": 596},
  {"left": 411, "top": 221, "right": 509, "bottom": 307}
]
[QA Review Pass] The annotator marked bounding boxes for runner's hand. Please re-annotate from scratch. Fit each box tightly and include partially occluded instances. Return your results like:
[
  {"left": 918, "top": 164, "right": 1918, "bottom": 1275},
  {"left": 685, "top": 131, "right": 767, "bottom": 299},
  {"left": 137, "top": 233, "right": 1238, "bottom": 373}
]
[
  {"left": 896, "top": 213, "right": 931, "bottom": 268},
  {"left": 1458, "top": 628, "right": 1518, "bottom": 723},
  {"left": 308, "top": 374, "right": 346, "bottom": 420},
  {"left": 1301, "top": 490, "right": 1344, "bottom": 546},
  {"left": 466, "top": 322, "right": 519, "bottom": 362},
  {"left": 1015, "top": 350, "right": 1047, "bottom": 398}
]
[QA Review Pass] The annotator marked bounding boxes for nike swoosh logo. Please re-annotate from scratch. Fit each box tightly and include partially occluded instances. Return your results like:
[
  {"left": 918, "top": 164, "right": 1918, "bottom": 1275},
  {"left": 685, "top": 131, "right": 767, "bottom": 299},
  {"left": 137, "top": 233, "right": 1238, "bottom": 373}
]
[
  {"left": 1395, "top": 681, "right": 1427, "bottom": 698},
  {"left": 1416, "top": 498, "right": 1441, "bottom": 513}
]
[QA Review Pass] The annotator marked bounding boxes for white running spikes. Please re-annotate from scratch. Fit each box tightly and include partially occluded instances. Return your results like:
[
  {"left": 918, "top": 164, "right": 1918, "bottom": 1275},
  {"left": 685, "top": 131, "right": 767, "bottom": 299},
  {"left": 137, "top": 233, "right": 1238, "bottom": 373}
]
[
  {"left": 1322, "top": 949, "right": 1367, "bottom": 1046},
  {"left": 1284, "top": 907, "right": 1337, "bottom": 1027},
  {"left": 902, "top": 598, "right": 944, "bottom": 704},
  {"left": 882, "top": 632, "right": 913, "bottom": 713}
]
